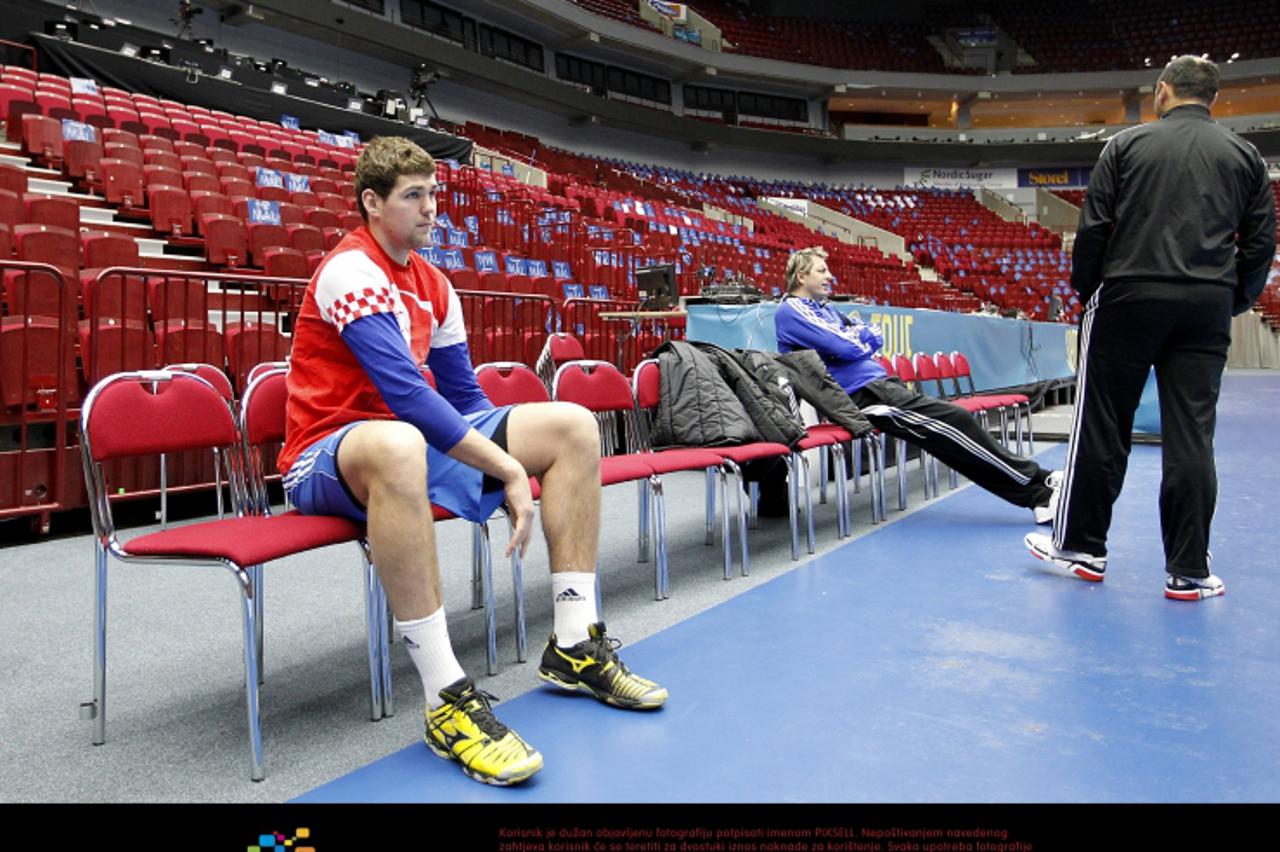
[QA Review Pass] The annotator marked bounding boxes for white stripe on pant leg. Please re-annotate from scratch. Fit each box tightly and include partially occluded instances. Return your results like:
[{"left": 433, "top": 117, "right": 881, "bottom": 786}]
[
  {"left": 1054, "top": 285, "right": 1103, "bottom": 549},
  {"left": 861, "top": 403, "right": 1032, "bottom": 486}
]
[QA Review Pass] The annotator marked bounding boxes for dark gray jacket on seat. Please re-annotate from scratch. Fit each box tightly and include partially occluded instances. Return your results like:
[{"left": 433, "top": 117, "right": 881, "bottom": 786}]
[
  {"left": 651, "top": 341, "right": 804, "bottom": 449},
  {"left": 732, "top": 348, "right": 874, "bottom": 438}
]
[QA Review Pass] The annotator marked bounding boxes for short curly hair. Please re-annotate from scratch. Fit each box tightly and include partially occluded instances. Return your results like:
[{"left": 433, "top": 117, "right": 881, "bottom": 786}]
[
  {"left": 785, "top": 246, "right": 829, "bottom": 294},
  {"left": 354, "top": 136, "right": 437, "bottom": 221}
]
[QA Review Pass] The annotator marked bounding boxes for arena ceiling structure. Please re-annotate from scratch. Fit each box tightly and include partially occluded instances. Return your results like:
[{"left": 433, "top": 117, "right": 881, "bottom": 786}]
[{"left": 190, "top": 0, "right": 1280, "bottom": 166}]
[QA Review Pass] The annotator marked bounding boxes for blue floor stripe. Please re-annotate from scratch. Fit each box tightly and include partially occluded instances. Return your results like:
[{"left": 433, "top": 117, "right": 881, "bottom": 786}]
[{"left": 295, "top": 373, "right": 1280, "bottom": 803}]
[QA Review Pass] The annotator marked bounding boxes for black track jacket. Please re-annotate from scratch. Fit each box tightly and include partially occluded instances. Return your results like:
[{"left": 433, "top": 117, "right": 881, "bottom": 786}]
[{"left": 1072, "top": 103, "right": 1276, "bottom": 315}]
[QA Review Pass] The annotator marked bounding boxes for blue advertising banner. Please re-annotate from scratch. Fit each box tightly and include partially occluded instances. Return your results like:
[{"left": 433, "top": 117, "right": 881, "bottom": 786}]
[
  {"left": 553, "top": 261, "right": 572, "bottom": 280},
  {"left": 281, "top": 115, "right": 301, "bottom": 130},
  {"left": 526, "top": 259, "right": 548, "bottom": 277},
  {"left": 447, "top": 229, "right": 469, "bottom": 247},
  {"left": 562, "top": 283, "right": 585, "bottom": 299},
  {"left": 474, "top": 251, "right": 498, "bottom": 273},
  {"left": 1017, "top": 167, "right": 1092, "bottom": 188},
  {"left": 504, "top": 256, "right": 526, "bottom": 276},
  {"left": 442, "top": 249, "right": 465, "bottom": 270},
  {"left": 588, "top": 286, "right": 610, "bottom": 300},
  {"left": 686, "top": 303, "right": 1076, "bottom": 391},
  {"left": 284, "top": 173, "right": 310, "bottom": 193}
]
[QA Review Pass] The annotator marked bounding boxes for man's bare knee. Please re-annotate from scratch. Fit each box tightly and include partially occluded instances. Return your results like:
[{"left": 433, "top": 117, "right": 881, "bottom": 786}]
[
  {"left": 340, "top": 421, "right": 427, "bottom": 503},
  {"left": 567, "top": 405, "right": 600, "bottom": 454}
]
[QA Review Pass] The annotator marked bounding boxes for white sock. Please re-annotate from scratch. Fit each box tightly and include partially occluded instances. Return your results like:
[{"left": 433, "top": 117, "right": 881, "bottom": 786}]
[
  {"left": 552, "top": 571, "right": 598, "bottom": 647},
  {"left": 395, "top": 608, "right": 467, "bottom": 709}
]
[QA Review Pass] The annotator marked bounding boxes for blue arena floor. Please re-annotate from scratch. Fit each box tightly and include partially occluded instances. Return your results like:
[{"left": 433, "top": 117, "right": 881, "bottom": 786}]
[{"left": 295, "top": 373, "right": 1280, "bottom": 804}]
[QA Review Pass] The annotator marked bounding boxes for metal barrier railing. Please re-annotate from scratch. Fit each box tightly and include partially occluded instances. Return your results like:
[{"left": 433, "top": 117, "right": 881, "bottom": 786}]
[{"left": 0, "top": 261, "right": 70, "bottom": 529}]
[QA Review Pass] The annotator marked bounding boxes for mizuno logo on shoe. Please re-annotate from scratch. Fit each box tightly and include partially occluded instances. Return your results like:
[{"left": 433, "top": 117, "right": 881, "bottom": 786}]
[
  {"left": 555, "top": 588, "right": 586, "bottom": 603},
  {"left": 435, "top": 723, "right": 475, "bottom": 752},
  {"left": 553, "top": 646, "right": 596, "bottom": 674}
]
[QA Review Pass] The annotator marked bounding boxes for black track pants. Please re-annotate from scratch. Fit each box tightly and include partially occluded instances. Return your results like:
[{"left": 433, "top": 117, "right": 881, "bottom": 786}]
[
  {"left": 850, "top": 378, "right": 1053, "bottom": 509},
  {"left": 1054, "top": 281, "right": 1232, "bottom": 577}
]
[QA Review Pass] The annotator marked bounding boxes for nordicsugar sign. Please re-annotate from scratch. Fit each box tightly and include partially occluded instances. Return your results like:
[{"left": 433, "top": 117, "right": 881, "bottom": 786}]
[{"left": 903, "top": 167, "right": 1017, "bottom": 188}]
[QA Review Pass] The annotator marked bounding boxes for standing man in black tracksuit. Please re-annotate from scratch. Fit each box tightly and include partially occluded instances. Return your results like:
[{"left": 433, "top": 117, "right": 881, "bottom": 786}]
[{"left": 1024, "top": 56, "right": 1276, "bottom": 601}]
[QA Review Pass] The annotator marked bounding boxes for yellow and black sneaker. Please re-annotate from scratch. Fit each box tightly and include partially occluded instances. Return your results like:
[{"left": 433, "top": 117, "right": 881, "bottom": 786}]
[
  {"left": 424, "top": 677, "right": 543, "bottom": 786},
  {"left": 538, "top": 622, "right": 668, "bottom": 710}
]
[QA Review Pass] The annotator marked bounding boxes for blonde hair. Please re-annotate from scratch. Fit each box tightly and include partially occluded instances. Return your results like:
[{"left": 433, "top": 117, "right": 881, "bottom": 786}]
[
  {"left": 354, "top": 136, "right": 437, "bottom": 221},
  {"left": 785, "top": 246, "right": 829, "bottom": 294}
]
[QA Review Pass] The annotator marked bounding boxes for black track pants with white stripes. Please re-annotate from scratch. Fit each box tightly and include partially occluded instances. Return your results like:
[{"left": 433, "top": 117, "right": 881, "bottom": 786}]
[
  {"left": 1053, "top": 281, "right": 1232, "bottom": 577},
  {"left": 850, "top": 378, "right": 1053, "bottom": 509}
]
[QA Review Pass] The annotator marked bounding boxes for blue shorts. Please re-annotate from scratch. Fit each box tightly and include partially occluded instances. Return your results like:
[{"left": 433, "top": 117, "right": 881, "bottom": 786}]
[{"left": 283, "top": 406, "right": 512, "bottom": 524}]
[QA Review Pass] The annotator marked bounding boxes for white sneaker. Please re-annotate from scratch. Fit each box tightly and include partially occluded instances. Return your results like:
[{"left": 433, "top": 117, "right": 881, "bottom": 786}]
[
  {"left": 1165, "top": 573, "right": 1225, "bottom": 601},
  {"left": 1032, "top": 470, "right": 1062, "bottom": 525},
  {"left": 1024, "top": 531, "right": 1106, "bottom": 582}
]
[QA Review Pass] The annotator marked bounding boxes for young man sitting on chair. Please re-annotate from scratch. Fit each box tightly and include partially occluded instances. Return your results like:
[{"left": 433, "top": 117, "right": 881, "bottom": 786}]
[
  {"left": 775, "top": 246, "right": 1060, "bottom": 522},
  {"left": 279, "top": 137, "right": 666, "bottom": 786}
]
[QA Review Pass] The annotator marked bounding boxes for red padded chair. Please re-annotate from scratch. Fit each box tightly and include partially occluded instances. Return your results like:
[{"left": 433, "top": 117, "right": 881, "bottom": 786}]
[
  {"left": 101, "top": 159, "right": 145, "bottom": 207},
  {"left": 950, "top": 351, "right": 1032, "bottom": 454},
  {"left": 225, "top": 321, "right": 290, "bottom": 391},
  {"left": 155, "top": 320, "right": 224, "bottom": 368},
  {"left": 78, "top": 318, "right": 156, "bottom": 385},
  {"left": 202, "top": 214, "right": 248, "bottom": 267},
  {"left": 78, "top": 369, "right": 376, "bottom": 781},
  {"left": 632, "top": 358, "right": 796, "bottom": 583},
  {"left": 533, "top": 332, "right": 585, "bottom": 389},
  {"left": 64, "top": 137, "right": 104, "bottom": 185},
  {"left": 22, "top": 193, "right": 79, "bottom": 232},
  {"left": 20, "top": 114, "right": 62, "bottom": 165},
  {"left": 147, "top": 186, "right": 194, "bottom": 236},
  {"left": 551, "top": 359, "right": 671, "bottom": 599},
  {"left": 0, "top": 316, "right": 77, "bottom": 410}
]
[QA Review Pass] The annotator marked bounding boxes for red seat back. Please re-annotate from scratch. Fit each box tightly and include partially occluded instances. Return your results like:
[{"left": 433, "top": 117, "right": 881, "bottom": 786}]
[
  {"left": 84, "top": 371, "right": 236, "bottom": 462},
  {"left": 475, "top": 362, "right": 550, "bottom": 405},
  {"left": 553, "top": 360, "right": 635, "bottom": 413}
]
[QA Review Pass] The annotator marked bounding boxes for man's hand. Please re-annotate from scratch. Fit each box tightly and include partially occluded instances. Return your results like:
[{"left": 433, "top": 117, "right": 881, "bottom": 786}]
[{"left": 501, "top": 466, "right": 535, "bottom": 559}]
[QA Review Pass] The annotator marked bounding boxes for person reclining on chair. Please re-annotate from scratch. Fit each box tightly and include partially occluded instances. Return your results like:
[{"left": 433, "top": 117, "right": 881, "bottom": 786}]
[
  {"left": 775, "top": 246, "right": 1059, "bottom": 522},
  {"left": 278, "top": 137, "right": 666, "bottom": 787}
]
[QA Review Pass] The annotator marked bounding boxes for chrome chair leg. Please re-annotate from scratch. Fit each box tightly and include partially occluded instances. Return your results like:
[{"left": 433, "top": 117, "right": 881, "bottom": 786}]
[
  {"left": 378, "top": 574, "right": 394, "bottom": 718},
  {"left": 852, "top": 437, "right": 863, "bottom": 494},
  {"left": 238, "top": 573, "right": 264, "bottom": 782},
  {"left": 705, "top": 468, "right": 716, "bottom": 545},
  {"left": 470, "top": 524, "right": 484, "bottom": 610},
  {"left": 833, "top": 443, "right": 850, "bottom": 538},
  {"left": 787, "top": 455, "right": 800, "bottom": 562},
  {"left": 796, "top": 452, "right": 816, "bottom": 555},
  {"left": 637, "top": 479, "right": 650, "bottom": 563},
  {"left": 361, "top": 548, "right": 383, "bottom": 721},
  {"left": 253, "top": 564, "right": 264, "bottom": 686},
  {"left": 748, "top": 480, "right": 759, "bottom": 529},
  {"left": 897, "top": 438, "right": 909, "bottom": 511},
  {"left": 506, "top": 513, "right": 528, "bottom": 663},
  {"left": 818, "top": 446, "right": 829, "bottom": 505},
  {"left": 735, "top": 468, "right": 750, "bottom": 576},
  {"left": 88, "top": 540, "right": 108, "bottom": 745},
  {"left": 650, "top": 476, "right": 669, "bottom": 599},
  {"left": 719, "top": 465, "right": 733, "bottom": 580},
  {"left": 159, "top": 453, "right": 168, "bottom": 529},
  {"left": 477, "top": 522, "right": 498, "bottom": 677}
]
